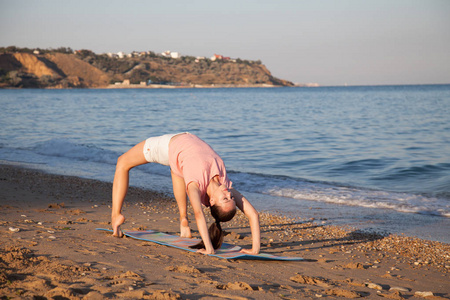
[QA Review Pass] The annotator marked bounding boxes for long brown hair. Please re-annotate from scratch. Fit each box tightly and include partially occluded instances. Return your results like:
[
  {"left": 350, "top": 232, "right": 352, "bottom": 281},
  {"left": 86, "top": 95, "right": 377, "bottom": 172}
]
[{"left": 190, "top": 204, "right": 236, "bottom": 250}]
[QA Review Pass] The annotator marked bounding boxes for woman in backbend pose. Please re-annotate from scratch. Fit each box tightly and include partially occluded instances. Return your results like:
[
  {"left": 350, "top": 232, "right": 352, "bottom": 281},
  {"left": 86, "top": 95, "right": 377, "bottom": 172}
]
[{"left": 111, "top": 132, "right": 260, "bottom": 255}]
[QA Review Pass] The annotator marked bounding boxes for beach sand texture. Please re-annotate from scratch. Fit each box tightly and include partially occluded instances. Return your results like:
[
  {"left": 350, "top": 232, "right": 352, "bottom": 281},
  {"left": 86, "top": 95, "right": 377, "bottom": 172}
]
[{"left": 1, "top": 164, "right": 449, "bottom": 299}]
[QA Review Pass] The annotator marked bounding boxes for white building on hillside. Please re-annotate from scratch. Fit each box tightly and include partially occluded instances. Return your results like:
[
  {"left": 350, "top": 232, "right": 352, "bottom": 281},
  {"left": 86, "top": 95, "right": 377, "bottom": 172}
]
[{"left": 161, "top": 50, "right": 181, "bottom": 59}]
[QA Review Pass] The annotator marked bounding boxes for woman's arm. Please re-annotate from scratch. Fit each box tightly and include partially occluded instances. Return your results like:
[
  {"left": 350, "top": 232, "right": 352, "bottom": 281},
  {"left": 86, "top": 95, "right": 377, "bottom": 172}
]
[
  {"left": 231, "top": 189, "right": 260, "bottom": 254},
  {"left": 187, "top": 183, "right": 215, "bottom": 254}
]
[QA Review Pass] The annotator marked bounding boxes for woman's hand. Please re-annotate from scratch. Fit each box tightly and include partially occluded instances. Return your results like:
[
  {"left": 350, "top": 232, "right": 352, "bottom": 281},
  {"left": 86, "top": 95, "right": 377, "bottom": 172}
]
[{"left": 239, "top": 248, "right": 259, "bottom": 255}]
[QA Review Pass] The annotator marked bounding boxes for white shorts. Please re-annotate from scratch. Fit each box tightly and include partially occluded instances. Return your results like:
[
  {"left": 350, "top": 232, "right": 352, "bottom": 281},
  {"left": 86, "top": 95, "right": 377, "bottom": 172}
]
[{"left": 143, "top": 133, "right": 183, "bottom": 165}]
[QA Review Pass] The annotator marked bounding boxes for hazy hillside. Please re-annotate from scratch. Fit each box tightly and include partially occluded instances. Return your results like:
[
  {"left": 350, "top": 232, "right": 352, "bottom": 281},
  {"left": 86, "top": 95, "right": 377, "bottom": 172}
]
[{"left": 0, "top": 48, "right": 294, "bottom": 88}]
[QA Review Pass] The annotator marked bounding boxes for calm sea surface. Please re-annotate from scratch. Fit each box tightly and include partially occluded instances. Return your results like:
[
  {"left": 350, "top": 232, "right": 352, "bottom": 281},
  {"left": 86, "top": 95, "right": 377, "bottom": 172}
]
[{"left": 1, "top": 85, "right": 449, "bottom": 242}]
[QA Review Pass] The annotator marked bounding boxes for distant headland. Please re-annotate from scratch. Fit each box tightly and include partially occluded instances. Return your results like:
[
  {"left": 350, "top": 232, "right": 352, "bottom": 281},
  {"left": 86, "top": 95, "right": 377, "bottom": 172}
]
[{"left": 0, "top": 46, "right": 315, "bottom": 89}]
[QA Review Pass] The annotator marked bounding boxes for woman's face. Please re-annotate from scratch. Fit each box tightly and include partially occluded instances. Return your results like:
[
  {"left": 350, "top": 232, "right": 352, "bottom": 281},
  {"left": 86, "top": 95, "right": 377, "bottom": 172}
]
[{"left": 211, "top": 184, "right": 236, "bottom": 212}]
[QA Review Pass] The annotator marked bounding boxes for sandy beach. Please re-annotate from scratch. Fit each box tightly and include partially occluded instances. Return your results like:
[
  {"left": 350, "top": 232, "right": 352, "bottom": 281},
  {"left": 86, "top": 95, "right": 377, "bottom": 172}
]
[{"left": 1, "top": 164, "right": 449, "bottom": 299}]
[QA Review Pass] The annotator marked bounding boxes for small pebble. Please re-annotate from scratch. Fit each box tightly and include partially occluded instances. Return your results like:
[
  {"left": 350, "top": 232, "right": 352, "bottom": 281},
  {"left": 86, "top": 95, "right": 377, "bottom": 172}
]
[
  {"left": 9, "top": 227, "right": 20, "bottom": 232},
  {"left": 415, "top": 291, "right": 434, "bottom": 297},
  {"left": 389, "top": 286, "right": 410, "bottom": 292},
  {"left": 366, "top": 283, "right": 383, "bottom": 290}
]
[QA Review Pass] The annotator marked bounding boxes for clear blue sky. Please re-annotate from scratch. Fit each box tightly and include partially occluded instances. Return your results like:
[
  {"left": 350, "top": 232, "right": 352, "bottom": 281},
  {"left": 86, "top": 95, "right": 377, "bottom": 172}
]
[{"left": 1, "top": 0, "right": 449, "bottom": 86}]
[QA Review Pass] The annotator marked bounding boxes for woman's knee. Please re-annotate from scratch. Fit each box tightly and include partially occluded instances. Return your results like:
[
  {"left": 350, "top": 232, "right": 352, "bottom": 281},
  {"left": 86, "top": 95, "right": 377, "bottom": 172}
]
[{"left": 115, "top": 141, "right": 148, "bottom": 172}]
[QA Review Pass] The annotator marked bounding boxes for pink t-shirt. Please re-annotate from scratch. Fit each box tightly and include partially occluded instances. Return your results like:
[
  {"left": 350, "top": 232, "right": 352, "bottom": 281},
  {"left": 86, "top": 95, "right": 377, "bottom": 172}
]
[{"left": 168, "top": 133, "right": 232, "bottom": 207}]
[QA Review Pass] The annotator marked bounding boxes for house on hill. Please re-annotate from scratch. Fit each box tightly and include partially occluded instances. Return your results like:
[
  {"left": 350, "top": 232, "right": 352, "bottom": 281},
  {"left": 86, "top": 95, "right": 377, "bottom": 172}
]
[
  {"left": 210, "top": 54, "right": 230, "bottom": 61},
  {"left": 161, "top": 50, "right": 180, "bottom": 59},
  {"left": 211, "top": 54, "right": 222, "bottom": 61}
]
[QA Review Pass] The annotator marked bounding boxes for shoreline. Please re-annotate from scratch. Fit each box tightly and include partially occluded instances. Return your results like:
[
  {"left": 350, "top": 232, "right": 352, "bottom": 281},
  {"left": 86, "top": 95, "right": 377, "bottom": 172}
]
[
  {"left": 0, "top": 83, "right": 316, "bottom": 90},
  {"left": 106, "top": 83, "right": 281, "bottom": 89},
  {"left": 1, "top": 164, "right": 449, "bottom": 299},
  {"left": 3, "top": 83, "right": 449, "bottom": 90}
]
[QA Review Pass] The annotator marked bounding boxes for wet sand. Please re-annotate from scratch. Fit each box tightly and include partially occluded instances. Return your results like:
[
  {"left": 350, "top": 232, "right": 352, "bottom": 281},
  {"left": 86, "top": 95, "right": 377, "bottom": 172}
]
[{"left": 1, "top": 164, "right": 449, "bottom": 299}]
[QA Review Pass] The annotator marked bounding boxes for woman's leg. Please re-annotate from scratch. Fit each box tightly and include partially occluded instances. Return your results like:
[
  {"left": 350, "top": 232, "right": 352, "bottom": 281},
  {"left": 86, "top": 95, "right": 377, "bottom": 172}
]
[
  {"left": 171, "top": 171, "right": 192, "bottom": 238},
  {"left": 112, "top": 140, "right": 148, "bottom": 237}
]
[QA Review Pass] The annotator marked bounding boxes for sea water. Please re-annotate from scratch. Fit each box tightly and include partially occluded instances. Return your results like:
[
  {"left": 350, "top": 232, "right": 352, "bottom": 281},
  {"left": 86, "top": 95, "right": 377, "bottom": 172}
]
[{"left": 1, "top": 85, "right": 449, "bottom": 242}]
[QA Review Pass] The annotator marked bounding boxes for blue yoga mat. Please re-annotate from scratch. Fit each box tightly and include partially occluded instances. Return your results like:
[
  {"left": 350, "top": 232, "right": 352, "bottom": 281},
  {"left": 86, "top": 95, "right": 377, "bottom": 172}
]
[{"left": 97, "top": 228, "right": 303, "bottom": 261}]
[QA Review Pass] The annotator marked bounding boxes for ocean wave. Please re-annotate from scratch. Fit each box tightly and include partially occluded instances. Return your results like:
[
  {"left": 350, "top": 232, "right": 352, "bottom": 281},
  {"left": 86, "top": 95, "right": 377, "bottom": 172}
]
[
  {"left": 373, "top": 163, "right": 450, "bottom": 180},
  {"left": 229, "top": 171, "right": 449, "bottom": 218},
  {"left": 32, "top": 139, "right": 119, "bottom": 165},
  {"left": 330, "top": 158, "right": 394, "bottom": 173},
  {"left": 370, "top": 163, "right": 450, "bottom": 195},
  {"left": 29, "top": 138, "right": 172, "bottom": 178}
]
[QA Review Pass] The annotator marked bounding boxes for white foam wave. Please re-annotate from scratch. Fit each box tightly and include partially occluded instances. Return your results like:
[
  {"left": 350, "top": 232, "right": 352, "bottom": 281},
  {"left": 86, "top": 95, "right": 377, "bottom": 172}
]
[{"left": 267, "top": 186, "right": 449, "bottom": 217}]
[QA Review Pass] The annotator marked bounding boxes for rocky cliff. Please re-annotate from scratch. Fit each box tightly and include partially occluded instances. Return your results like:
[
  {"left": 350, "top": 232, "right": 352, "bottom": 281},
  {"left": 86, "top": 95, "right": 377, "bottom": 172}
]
[{"left": 0, "top": 50, "right": 293, "bottom": 88}]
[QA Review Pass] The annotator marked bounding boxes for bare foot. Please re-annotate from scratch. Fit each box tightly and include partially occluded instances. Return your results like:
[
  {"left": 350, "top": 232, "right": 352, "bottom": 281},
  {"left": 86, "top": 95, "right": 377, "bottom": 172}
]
[
  {"left": 180, "top": 218, "right": 192, "bottom": 238},
  {"left": 112, "top": 213, "right": 125, "bottom": 238}
]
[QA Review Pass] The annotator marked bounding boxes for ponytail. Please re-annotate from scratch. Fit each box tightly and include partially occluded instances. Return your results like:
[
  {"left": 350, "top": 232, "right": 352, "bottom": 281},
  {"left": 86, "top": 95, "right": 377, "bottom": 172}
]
[
  {"left": 189, "top": 204, "right": 235, "bottom": 250},
  {"left": 189, "top": 218, "right": 224, "bottom": 250}
]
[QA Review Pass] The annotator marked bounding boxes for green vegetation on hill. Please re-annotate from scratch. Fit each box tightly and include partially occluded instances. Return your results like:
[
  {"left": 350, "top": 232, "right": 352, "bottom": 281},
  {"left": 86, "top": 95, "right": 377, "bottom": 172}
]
[{"left": 0, "top": 46, "right": 294, "bottom": 88}]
